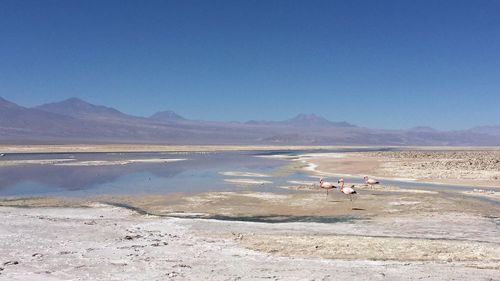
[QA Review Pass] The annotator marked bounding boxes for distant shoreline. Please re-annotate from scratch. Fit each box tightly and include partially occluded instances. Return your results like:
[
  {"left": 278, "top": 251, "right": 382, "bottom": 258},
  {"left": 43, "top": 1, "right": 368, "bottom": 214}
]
[{"left": 1, "top": 144, "right": 499, "bottom": 154}]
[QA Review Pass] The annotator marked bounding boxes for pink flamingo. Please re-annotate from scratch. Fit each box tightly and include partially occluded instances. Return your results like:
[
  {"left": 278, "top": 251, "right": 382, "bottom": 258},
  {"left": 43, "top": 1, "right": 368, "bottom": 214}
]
[
  {"left": 363, "top": 176, "right": 380, "bottom": 189},
  {"left": 338, "top": 177, "right": 357, "bottom": 201},
  {"left": 319, "top": 177, "right": 336, "bottom": 198}
]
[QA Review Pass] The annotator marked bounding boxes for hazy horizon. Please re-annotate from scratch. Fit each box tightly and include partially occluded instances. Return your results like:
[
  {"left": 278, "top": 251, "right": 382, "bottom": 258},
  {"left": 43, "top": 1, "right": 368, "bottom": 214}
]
[{"left": 1, "top": 0, "right": 500, "bottom": 130}]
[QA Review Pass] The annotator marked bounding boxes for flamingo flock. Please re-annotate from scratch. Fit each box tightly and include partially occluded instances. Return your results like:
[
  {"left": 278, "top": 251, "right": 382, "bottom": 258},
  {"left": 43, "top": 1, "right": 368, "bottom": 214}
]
[{"left": 318, "top": 176, "right": 380, "bottom": 201}]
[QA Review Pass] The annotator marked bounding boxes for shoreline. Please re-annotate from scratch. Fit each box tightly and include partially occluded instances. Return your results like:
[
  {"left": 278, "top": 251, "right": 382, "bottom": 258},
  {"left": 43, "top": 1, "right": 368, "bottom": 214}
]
[
  {"left": 0, "top": 144, "right": 385, "bottom": 154},
  {"left": 1, "top": 144, "right": 499, "bottom": 154}
]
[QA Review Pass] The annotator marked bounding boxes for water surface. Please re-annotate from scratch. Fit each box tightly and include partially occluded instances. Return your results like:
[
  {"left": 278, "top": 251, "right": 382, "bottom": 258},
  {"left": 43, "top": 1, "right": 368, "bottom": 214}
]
[
  {"left": 1, "top": 148, "right": 495, "bottom": 204},
  {"left": 0, "top": 150, "right": 314, "bottom": 196}
]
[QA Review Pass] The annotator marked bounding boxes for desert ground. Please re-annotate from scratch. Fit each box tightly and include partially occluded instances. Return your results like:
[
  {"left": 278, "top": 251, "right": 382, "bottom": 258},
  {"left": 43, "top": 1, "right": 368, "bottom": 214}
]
[
  {"left": 300, "top": 149, "right": 500, "bottom": 188},
  {"left": 1, "top": 145, "right": 499, "bottom": 280}
]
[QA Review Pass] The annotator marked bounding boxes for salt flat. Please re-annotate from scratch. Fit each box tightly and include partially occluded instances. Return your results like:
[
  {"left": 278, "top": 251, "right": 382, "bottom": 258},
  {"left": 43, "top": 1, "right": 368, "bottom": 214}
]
[
  {"left": 1, "top": 204, "right": 498, "bottom": 281},
  {"left": 1, "top": 146, "right": 500, "bottom": 280}
]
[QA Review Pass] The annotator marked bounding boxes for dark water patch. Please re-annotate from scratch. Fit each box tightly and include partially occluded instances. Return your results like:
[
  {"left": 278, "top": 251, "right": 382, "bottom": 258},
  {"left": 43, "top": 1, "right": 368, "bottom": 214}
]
[
  {"left": 199, "top": 214, "right": 359, "bottom": 224},
  {"left": 98, "top": 201, "right": 360, "bottom": 224},
  {"left": 483, "top": 215, "right": 499, "bottom": 220},
  {"left": 92, "top": 202, "right": 360, "bottom": 224},
  {"left": 99, "top": 201, "right": 151, "bottom": 216}
]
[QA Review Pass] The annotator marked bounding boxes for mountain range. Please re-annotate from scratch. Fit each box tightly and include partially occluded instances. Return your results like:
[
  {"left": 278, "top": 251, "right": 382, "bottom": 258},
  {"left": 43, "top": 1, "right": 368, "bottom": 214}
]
[{"left": 1, "top": 97, "right": 499, "bottom": 145}]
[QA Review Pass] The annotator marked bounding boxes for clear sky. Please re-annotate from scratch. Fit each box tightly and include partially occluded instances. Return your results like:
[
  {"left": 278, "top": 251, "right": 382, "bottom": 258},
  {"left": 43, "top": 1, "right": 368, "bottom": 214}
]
[{"left": 1, "top": 0, "right": 499, "bottom": 130}]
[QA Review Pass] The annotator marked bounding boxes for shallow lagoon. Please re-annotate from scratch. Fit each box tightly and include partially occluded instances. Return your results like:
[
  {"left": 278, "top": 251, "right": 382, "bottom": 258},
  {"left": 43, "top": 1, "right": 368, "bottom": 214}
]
[
  {"left": 1, "top": 147, "right": 494, "bottom": 202},
  {"left": 0, "top": 150, "right": 319, "bottom": 196}
]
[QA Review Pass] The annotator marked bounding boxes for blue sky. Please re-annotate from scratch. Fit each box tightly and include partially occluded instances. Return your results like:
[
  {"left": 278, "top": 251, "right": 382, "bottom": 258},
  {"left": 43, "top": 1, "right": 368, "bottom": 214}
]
[{"left": 1, "top": 0, "right": 499, "bottom": 129}]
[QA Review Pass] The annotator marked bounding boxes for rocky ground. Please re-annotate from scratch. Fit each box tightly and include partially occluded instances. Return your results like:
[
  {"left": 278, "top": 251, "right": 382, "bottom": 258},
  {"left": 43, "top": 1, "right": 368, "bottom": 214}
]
[
  {"left": 366, "top": 150, "right": 500, "bottom": 181},
  {"left": 302, "top": 150, "right": 500, "bottom": 188}
]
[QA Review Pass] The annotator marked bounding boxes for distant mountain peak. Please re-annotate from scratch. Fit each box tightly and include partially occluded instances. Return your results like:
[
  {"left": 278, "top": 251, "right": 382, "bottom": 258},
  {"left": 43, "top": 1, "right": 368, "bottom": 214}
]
[
  {"left": 286, "top": 113, "right": 356, "bottom": 127},
  {"left": 62, "top": 97, "right": 91, "bottom": 105},
  {"left": 0, "top": 96, "right": 20, "bottom": 108},
  {"left": 35, "top": 97, "right": 127, "bottom": 119},
  {"left": 58, "top": 97, "right": 107, "bottom": 108},
  {"left": 288, "top": 113, "right": 329, "bottom": 122},
  {"left": 245, "top": 113, "right": 356, "bottom": 128},
  {"left": 150, "top": 110, "right": 185, "bottom": 121}
]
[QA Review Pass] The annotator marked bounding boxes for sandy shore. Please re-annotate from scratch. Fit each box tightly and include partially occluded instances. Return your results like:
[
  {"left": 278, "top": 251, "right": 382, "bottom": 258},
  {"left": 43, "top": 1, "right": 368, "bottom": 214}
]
[
  {"left": 1, "top": 204, "right": 499, "bottom": 281},
  {"left": 300, "top": 150, "right": 500, "bottom": 188}
]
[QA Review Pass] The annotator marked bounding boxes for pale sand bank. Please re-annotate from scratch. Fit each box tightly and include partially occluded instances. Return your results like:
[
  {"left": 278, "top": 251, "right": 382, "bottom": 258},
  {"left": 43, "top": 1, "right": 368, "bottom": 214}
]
[
  {"left": 0, "top": 159, "right": 74, "bottom": 167},
  {"left": 0, "top": 158, "right": 185, "bottom": 167},
  {"left": 300, "top": 150, "right": 500, "bottom": 188},
  {"left": 287, "top": 180, "right": 318, "bottom": 186},
  {"left": 255, "top": 154, "right": 297, "bottom": 159},
  {"left": 223, "top": 178, "right": 273, "bottom": 185},
  {"left": 462, "top": 189, "right": 500, "bottom": 200},
  {"left": 219, "top": 171, "right": 271, "bottom": 177},
  {"left": 54, "top": 158, "right": 186, "bottom": 166},
  {"left": 279, "top": 181, "right": 439, "bottom": 194}
]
